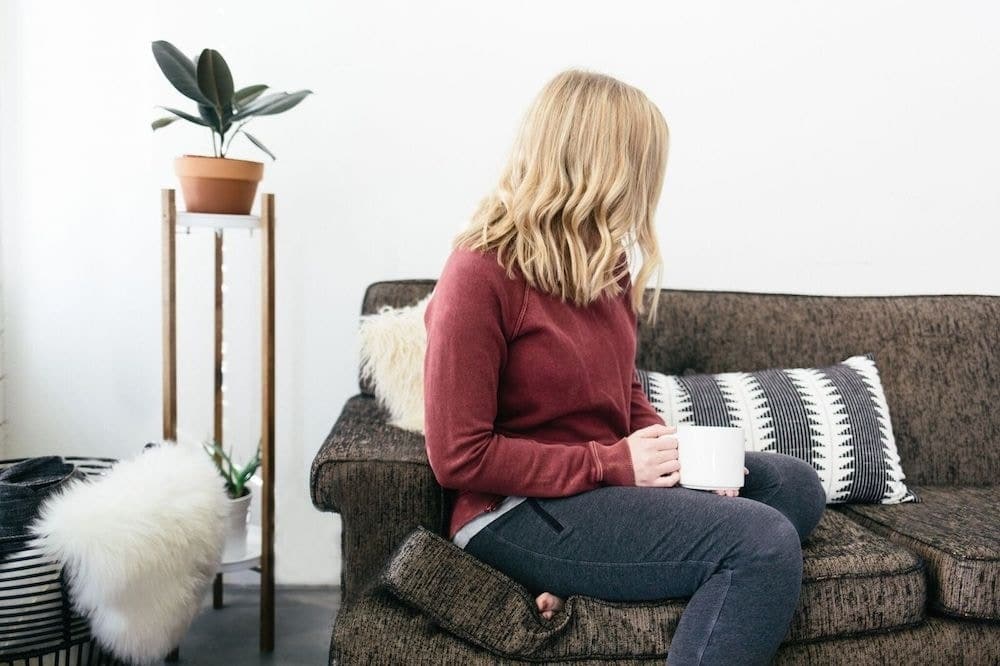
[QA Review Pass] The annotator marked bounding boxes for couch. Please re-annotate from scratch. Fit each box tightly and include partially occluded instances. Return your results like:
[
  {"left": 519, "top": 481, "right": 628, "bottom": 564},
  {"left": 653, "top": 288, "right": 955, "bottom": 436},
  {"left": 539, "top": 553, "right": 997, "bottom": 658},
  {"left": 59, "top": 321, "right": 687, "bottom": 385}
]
[{"left": 310, "top": 280, "right": 999, "bottom": 664}]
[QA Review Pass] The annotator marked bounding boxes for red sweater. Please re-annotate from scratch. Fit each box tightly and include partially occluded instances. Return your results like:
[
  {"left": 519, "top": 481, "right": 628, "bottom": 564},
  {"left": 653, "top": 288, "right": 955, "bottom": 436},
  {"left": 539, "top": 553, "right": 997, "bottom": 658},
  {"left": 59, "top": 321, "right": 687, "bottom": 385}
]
[{"left": 423, "top": 246, "right": 666, "bottom": 540}]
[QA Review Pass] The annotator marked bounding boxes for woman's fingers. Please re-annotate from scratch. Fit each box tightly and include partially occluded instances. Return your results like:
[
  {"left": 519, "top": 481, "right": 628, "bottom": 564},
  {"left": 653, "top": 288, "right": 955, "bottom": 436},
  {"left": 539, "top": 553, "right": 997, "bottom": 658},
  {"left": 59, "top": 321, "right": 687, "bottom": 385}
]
[
  {"left": 655, "top": 448, "right": 679, "bottom": 462},
  {"left": 637, "top": 423, "right": 676, "bottom": 436},
  {"left": 652, "top": 434, "right": 679, "bottom": 450},
  {"left": 711, "top": 468, "right": 747, "bottom": 492},
  {"left": 650, "top": 463, "right": 743, "bottom": 492},
  {"left": 657, "top": 459, "right": 680, "bottom": 476},
  {"left": 653, "top": 470, "right": 681, "bottom": 487}
]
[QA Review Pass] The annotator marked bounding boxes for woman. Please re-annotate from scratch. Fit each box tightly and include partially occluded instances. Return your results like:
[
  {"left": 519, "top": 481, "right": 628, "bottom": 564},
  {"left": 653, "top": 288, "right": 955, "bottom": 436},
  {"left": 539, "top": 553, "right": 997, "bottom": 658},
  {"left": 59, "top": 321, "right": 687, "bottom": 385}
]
[{"left": 422, "top": 69, "right": 826, "bottom": 666}]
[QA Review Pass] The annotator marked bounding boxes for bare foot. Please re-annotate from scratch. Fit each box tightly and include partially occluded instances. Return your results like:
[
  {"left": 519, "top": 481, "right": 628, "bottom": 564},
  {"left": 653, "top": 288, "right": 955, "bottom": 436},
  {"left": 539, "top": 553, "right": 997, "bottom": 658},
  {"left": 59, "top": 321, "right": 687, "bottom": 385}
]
[{"left": 535, "top": 591, "right": 564, "bottom": 620}]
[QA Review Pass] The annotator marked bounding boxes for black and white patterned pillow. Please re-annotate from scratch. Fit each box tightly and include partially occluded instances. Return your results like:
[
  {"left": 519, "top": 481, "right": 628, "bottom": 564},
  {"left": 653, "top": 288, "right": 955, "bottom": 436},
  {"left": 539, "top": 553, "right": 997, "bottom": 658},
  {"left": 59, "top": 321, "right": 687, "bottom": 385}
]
[{"left": 636, "top": 353, "right": 917, "bottom": 504}]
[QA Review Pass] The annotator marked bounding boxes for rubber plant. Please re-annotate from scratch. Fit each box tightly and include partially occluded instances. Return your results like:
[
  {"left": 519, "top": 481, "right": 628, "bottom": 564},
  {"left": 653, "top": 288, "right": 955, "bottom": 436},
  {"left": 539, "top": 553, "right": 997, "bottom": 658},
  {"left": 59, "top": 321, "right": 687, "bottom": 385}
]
[{"left": 150, "top": 39, "right": 312, "bottom": 214}]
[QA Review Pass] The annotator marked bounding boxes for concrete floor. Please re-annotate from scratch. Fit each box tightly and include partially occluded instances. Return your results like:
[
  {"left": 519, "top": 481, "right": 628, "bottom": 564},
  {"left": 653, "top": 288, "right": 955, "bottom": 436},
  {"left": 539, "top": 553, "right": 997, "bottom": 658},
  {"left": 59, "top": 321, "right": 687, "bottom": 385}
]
[{"left": 173, "top": 585, "right": 339, "bottom": 665}]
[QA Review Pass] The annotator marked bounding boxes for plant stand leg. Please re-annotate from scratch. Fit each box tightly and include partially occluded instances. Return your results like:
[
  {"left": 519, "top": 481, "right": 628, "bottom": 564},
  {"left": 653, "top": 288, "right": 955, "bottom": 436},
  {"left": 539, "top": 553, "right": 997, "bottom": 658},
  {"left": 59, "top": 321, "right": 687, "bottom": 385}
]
[
  {"left": 161, "top": 188, "right": 177, "bottom": 443},
  {"left": 161, "top": 188, "right": 179, "bottom": 664},
  {"left": 213, "top": 573, "right": 224, "bottom": 609},
  {"left": 260, "top": 193, "right": 276, "bottom": 652},
  {"left": 212, "top": 227, "right": 226, "bottom": 613}
]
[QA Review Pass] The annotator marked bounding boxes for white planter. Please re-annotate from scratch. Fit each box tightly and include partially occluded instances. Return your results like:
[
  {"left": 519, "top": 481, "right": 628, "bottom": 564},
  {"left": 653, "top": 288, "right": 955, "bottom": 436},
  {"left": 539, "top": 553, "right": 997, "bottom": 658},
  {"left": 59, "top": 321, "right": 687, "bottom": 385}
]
[{"left": 222, "top": 489, "right": 252, "bottom": 562}]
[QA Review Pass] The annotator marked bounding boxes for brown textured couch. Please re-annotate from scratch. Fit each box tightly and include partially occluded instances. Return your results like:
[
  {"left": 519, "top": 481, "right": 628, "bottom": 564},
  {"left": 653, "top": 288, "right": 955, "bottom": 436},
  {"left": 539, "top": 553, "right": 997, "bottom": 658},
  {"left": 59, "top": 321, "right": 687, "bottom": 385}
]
[{"left": 311, "top": 281, "right": 1000, "bottom": 664}]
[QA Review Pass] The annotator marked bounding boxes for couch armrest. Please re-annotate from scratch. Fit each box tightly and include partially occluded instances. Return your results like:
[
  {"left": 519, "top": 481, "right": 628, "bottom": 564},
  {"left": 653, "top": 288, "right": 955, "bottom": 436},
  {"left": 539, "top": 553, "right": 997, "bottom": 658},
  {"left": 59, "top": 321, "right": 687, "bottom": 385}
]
[{"left": 310, "top": 393, "right": 451, "bottom": 605}]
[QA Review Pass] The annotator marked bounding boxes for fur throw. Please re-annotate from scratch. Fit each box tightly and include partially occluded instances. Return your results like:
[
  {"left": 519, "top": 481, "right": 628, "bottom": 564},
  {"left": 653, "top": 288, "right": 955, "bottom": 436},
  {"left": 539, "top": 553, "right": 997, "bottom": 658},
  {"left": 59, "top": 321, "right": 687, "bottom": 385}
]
[
  {"left": 359, "top": 291, "right": 432, "bottom": 432},
  {"left": 29, "top": 441, "right": 228, "bottom": 664}
]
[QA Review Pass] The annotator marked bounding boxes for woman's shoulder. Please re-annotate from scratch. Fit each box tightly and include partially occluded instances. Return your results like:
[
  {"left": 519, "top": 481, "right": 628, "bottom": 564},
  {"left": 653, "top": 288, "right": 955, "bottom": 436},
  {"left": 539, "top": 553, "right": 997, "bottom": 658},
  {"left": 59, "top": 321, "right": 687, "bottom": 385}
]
[
  {"left": 440, "top": 245, "right": 524, "bottom": 290},
  {"left": 431, "top": 245, "right": 526, "bottom": 336}
]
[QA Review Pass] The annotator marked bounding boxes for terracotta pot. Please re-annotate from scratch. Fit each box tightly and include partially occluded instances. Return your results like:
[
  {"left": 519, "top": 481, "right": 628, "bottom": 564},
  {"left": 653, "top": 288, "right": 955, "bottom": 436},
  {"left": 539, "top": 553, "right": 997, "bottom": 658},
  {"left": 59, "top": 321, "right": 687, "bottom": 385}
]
[{"left": 174, "top": 155, "right": 264, "bottom": 215}]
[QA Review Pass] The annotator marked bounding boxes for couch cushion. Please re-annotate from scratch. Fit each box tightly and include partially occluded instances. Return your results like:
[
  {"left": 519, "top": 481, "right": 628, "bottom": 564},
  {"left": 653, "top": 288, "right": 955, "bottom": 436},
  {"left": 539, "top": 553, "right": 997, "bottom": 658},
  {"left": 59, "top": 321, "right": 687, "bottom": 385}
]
[
  {"left": 331, "top": 590, "right": 997, "bottom": 665},
  {"left": 837, "top": 485, "right": 999, "bottom": 620},
  {"left": 368, "top": 510, "right": 923, "bottom": 661}
]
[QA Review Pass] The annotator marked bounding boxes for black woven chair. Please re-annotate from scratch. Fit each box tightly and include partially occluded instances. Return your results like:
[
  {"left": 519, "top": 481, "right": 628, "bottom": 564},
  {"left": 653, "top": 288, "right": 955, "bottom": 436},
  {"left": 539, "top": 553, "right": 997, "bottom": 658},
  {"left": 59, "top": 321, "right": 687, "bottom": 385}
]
[{"left": 0, "top": 456, "right": 127, "bottom": 666}]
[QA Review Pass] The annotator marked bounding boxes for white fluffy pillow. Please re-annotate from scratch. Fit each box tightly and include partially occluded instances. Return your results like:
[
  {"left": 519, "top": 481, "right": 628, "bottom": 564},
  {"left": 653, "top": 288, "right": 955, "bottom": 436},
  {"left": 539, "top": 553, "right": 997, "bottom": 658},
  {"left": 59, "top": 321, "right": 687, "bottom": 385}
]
[
  {"left": 28, "top": 441, "right": 228, "bottom": 664},
  {"left": 358, "top": 292, "right": 432, "bottom": 433}
]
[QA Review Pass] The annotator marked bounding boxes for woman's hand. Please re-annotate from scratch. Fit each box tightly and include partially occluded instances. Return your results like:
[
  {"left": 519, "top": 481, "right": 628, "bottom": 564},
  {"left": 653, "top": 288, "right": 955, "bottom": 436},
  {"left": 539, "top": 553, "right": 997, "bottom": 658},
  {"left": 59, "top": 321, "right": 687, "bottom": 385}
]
[
  {"left": 626, "top": 425, "right": 749, "bottom": 492},
  {"left": 625, "top": 423, "right": 682, "bottom": 487},
  {"left": 713, "top": 467, "right": 750, "bottom": 497}
]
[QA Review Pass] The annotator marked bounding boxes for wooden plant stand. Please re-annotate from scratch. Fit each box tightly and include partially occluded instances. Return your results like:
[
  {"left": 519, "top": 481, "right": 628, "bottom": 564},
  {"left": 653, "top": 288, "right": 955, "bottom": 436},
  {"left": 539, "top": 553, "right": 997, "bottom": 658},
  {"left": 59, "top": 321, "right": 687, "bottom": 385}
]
[{"left": 160, "top": 188, "right": 276, "bottom": 653}]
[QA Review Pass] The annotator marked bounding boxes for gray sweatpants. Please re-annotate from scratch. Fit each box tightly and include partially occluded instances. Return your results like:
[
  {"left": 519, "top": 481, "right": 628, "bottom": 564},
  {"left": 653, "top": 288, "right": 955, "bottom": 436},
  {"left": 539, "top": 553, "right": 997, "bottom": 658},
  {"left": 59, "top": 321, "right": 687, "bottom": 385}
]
[{"left": 464, "top": 450, "right": 827, "bottom": 665}]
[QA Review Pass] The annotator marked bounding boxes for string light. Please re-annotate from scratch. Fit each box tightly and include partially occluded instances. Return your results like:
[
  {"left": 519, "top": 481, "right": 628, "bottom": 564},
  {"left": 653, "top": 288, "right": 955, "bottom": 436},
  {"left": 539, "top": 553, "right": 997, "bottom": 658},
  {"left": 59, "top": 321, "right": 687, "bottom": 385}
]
[{"left": 221, "top": 234, "right": 228, "bottom": 436}]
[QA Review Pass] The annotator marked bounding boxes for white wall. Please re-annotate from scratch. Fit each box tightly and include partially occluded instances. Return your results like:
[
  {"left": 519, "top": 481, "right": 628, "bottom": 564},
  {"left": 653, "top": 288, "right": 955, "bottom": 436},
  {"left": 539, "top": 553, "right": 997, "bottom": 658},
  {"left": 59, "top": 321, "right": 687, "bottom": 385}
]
[
  {"left": 1, "top": 0, "right": 997, "bottom": 584},
  {"left": 0, "top": 0, "right": 12, "bottom": 453}
]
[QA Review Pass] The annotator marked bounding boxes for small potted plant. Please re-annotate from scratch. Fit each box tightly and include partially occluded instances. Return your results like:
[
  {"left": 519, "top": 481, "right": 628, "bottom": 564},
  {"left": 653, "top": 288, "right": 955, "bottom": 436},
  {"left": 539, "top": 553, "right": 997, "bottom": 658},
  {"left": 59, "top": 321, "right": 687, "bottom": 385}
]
[
  {"left": 151, "top": 39, "right": 312, "bottom": 214},
  {"left": 203, "top": 440, "right": 262, "bottom": 561}
]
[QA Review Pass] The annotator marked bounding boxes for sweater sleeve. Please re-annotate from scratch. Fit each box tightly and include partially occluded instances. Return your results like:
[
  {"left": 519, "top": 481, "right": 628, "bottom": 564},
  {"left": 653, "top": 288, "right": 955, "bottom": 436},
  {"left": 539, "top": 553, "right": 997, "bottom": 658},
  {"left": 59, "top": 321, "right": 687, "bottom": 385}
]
[
  {"left": 422, "top": 249, "right": 635, "bottom": 497},
  {"left": 630, "top": 368, "right": 667, "bottom": 431}
]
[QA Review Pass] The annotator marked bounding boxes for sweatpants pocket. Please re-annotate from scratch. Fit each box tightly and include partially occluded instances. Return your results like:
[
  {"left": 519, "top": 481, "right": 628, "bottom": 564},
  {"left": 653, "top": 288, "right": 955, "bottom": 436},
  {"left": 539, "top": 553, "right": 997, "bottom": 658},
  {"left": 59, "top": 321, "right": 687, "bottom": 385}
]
[{"left": 526, "top": 498, "right": 564, "bottom": 533}]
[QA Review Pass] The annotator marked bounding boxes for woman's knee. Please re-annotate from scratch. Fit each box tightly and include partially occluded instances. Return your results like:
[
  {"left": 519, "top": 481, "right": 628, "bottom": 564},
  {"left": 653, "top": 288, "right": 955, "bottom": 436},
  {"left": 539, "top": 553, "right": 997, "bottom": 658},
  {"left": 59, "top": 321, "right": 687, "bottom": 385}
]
[
  {"left": 779, "top": 454, "right": 827, "bottom": 537},
  {"left": 755, "top": 452, "right": 827, "bottom": 540},
  {"left": 724, "top": 502, "right": 802, "bottom": 576}
]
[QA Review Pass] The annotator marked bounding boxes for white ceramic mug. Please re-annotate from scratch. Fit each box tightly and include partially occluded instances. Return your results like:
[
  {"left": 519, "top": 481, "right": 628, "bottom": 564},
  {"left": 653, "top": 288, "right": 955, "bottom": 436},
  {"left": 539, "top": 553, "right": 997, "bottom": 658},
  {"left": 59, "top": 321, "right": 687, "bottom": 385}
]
[{"left": 675, "top": 424, "right": 746, "bottom": 490}]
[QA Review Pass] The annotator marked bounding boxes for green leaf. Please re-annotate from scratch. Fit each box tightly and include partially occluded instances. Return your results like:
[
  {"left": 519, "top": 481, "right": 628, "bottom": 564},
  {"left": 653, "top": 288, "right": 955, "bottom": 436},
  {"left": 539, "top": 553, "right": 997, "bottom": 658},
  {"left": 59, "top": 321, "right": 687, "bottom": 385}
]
[
  {"left": 151, "top": 40, "right": 212, "bottom": 106},
  {"left": 197, "top": 103, "right": 222, "bottom": 133},
  {"left": 233, "top": 446, "right": 261, "bottom": 497},
  {"left": 241, "top": 130, "right": 277, "bottom": 160},
  {"left": 229, "top": 92, "right": 285, "bottom": 119},
  {"left": 234, "top": 84, "right": 268, "bottom": 108},
  {"left": 240, "top": 447, "right": 262, "bottom": 480},
  {"left": 151, "top": 116, "right": 177, "bottom": 130},
  {"left": 206, "top": 441, "right": 236, "bottom": 482},
  {"left": 196, "top": 48, "right": 235, "bottom": 118},
  {"left": 232, "top": 89, "right": 312, "bottom": 121},
  {"left": 202, "top": 441, "right": 232, "bottom": 494},
  {"left": 202, "top": 440, "right": 262, "bottom": 498},
  {"left": 157, "top": 106, "right": 211, "bottom": 127}
]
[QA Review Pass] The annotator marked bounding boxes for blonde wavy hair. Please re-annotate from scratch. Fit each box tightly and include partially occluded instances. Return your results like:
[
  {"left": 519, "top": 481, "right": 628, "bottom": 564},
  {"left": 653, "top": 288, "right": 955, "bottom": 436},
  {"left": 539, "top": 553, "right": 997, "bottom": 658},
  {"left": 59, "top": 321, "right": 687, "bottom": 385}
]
[{"left": 452, "top": 68, "right": 669, "bottom": 325}]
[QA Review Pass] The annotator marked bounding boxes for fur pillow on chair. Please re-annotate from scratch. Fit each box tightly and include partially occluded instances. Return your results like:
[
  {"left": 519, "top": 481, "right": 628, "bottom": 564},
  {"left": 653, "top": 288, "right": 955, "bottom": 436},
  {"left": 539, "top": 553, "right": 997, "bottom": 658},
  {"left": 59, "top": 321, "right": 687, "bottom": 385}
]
[
  {"left": 359, "top": 291, "right": 432, "bottom": 433},
  {"left": 28, "top": 441, "right": 228, "bottom": 665}
]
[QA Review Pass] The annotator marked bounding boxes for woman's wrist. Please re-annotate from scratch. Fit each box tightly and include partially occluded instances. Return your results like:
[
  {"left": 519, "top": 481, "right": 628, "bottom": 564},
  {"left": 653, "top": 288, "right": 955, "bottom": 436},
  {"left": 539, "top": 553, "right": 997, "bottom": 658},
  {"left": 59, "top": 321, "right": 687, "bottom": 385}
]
[{"left": 588, "top": 437, "right": 635, "bottom": 486}]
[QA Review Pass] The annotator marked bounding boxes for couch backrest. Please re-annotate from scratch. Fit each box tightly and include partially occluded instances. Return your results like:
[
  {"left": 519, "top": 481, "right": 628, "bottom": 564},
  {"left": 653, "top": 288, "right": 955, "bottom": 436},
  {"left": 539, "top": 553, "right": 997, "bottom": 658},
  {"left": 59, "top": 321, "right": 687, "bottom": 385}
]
[{"left": 361, "top": 281, "right": 999, "bottom": 487}]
